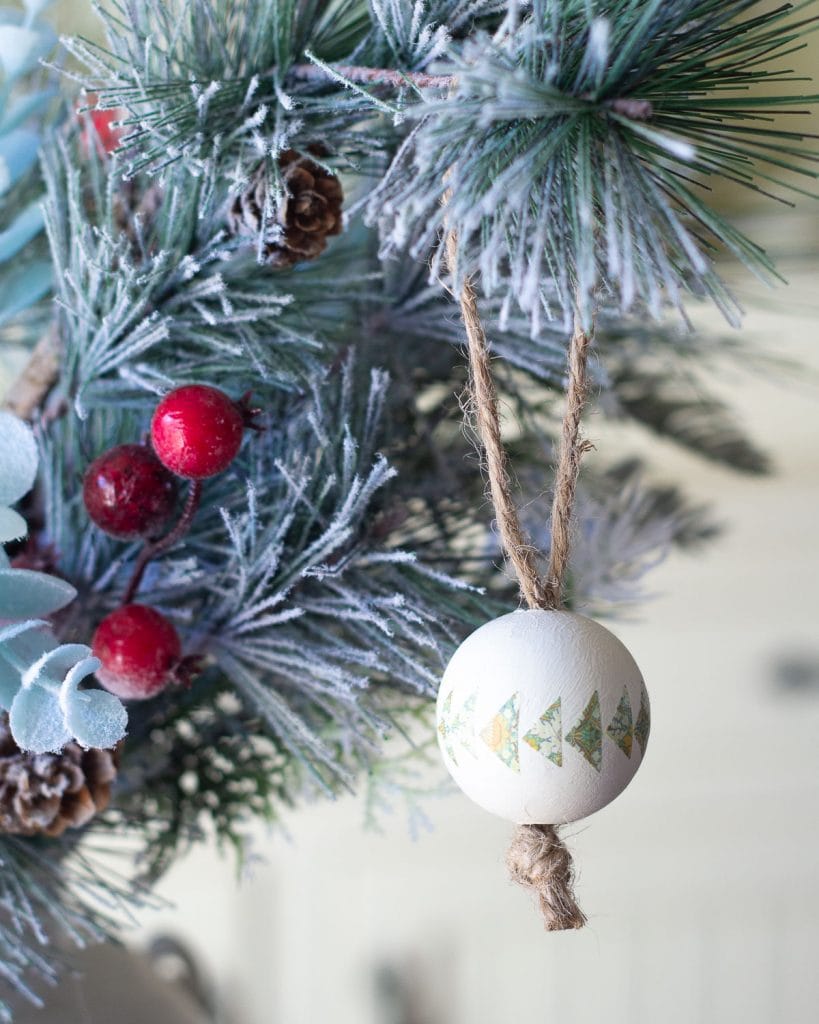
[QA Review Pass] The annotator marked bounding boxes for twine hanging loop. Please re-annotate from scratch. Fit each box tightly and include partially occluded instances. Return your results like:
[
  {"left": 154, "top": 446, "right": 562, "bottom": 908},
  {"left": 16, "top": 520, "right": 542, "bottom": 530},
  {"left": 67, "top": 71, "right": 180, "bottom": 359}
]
[{"left": 444, "top": 228, "right": 593, "bottom": 930}]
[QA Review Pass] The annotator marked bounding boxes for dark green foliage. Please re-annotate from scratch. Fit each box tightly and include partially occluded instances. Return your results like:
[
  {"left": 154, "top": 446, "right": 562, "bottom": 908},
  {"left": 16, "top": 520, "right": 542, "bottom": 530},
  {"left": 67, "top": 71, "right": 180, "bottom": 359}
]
[
  {"left": 114, "top": 670, "right": 295, "bottom": 879},
  {"left": 369, "top": 0, "right": 819, "bottom": 328}
]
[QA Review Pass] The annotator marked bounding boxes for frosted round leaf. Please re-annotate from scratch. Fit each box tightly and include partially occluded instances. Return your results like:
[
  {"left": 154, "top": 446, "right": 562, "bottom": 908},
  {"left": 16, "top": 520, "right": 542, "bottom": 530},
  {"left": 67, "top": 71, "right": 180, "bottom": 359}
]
[
  {"left": 10, "top": 686, "right": 72, "bottom": 754},
  {"left": 0, "top": 411, "right": 38, "bottom": 506},
  {"left": 0, "top": 568, "right": 76, "bottom": 618},
  {"left": 0, "top": 506, "right": 27, "bottom": 544},
  {"left": 436, "top": 610, "right": 650, "bottom": 825},
  {"left": 61, "top": 658, "right": 128, "bottom": 751}
]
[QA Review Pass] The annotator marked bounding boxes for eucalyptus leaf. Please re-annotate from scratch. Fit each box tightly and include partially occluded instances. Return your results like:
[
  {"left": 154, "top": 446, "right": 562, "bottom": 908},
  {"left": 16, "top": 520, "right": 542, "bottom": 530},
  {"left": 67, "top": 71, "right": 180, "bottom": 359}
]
[
  {"left": 0, "top": 410, "right": 38, "bottom": 505},
  {"left": 22, "top": 643, "right": 91, "bottom": 688},
  {"left": 0, "top": 22, "right": 55, "bottom": 82},
  {"left": 0, "top": 258, "right": 51, "bottom": 324},
  {"left": 61, "top": 659, "right": 128, "bottom": 750},
  {"left": 0, "top": 25, "right": 40, "bottom": 81},
  {"left": 0, "top": 568, "right": 76, "bottom": 618},
  {"left": 6, "top": 642, "right": 127, "bottom": 753},
  {"left": 0, "top": 655, "right": 18, "bottom": 708},
  {"left": 0, "top": 128, "right": 39, "bottom": 193},
  {"left": 22, "top": 0, "right": 55, "bottom": 23},
  {"left": 0, "top": 506, "right": 27, "bottom": 543},
  {"left": 9, "top": 683, "right": 71, "bottom": 753},
  {"left": 5, "top": 625, "right": 55, "bottom": 670},
  {"left": 0, "top": 86, "right": 56, "bottom": 133},
  {"left": 0, "top": 6, "right": 26, "bottom": 25},
  {"left": 0, "top": 200, "right": 43, "bottom": 263},
  {"left": 0, "top": 618, "right": 47, "bottom": 645}
]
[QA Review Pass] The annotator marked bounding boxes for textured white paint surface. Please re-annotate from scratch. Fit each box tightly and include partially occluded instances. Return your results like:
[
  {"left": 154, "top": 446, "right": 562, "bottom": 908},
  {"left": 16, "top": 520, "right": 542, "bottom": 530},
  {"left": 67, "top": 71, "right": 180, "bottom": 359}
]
[{"left": 436, "top": 609, "right": 648, "bottom": 823}]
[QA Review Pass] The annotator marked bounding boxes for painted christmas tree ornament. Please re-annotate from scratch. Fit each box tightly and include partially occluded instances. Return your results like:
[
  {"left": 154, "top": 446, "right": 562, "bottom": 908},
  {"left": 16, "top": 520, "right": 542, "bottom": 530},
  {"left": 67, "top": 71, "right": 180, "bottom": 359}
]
[{"left": 437, "top": 610, "right": 649, "bottom": 825}]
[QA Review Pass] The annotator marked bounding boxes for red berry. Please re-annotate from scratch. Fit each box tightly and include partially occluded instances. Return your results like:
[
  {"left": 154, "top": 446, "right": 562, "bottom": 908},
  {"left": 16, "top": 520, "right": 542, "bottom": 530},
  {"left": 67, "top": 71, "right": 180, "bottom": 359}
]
[
  {"left": 92, "top": 604, "right": 181, "bottom": 701},
  {"left": 90, "top": 108, "right": 124, "bottom": 154},
  {"left": 151, "top": 385, "right": 244, "bottom": 479},
  {"left": 78, "top": 99, "right": 126, "bottom": 157},
  {"left": 83, "top": 444, "right": 179, "bottom": 540}
]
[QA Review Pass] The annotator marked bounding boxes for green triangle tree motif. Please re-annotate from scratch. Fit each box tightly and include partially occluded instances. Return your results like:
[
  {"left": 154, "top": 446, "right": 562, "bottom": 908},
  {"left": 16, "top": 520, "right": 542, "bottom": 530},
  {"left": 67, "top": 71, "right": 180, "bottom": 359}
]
[
  {"left": 566, "top": 691, "right": 602, "bottom": 772},
  {"left": 479, "top": 693, "right": 520, "bottom": 772},
  {"left": 438, "top": 690, "right": 479, "bottom": 765},
  {"left": 454, "top": 691, "right": 478, "bottom": 758},
  {"left": 634, "top": 682, "right": 650, "bottom": 755},
  {"left": 437, "top": 691, "right": 459, "bottom": 765},
  {"left": 606, "top": 687, "right": 633, "bottom": 758},
  {"left": 523, "top": 697, "right": 562, "bottom": 766}
]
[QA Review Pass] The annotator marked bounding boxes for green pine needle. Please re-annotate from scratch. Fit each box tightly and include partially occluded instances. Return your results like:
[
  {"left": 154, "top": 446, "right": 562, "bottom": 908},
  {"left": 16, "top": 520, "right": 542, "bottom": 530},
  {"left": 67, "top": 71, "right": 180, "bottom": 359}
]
[{"left": 369, "top": 0, "right": 819, "bottom": 328}]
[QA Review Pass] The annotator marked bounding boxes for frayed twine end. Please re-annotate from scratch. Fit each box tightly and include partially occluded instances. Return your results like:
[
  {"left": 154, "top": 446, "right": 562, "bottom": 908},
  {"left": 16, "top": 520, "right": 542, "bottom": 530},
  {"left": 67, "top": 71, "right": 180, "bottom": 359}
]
[{"left": 507, "top": 823, "right": 586, "bottom": 931}]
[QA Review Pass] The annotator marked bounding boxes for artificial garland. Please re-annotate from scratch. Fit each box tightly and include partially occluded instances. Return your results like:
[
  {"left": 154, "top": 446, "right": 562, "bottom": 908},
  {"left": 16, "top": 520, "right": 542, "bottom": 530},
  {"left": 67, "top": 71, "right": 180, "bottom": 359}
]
[{"left": 0, "top": 0, "right": 816, "bottom": 1014}]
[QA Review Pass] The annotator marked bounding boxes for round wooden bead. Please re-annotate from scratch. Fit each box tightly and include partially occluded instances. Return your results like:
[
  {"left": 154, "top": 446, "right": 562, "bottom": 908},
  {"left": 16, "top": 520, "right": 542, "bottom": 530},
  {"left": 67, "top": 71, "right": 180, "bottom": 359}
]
[{"left": 436, "top": 609, "right": 650, "bottom": 824}]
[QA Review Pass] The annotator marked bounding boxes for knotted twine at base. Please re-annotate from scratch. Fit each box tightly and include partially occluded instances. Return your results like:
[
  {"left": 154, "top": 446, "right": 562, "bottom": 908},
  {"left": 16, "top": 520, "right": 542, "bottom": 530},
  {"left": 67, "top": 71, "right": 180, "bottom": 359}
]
[
  {"left": 507, "top": 824, "right": 586, "bottom": 930},
  {"left": 444, "top": 229, "right": 591, "bottom": 931}
]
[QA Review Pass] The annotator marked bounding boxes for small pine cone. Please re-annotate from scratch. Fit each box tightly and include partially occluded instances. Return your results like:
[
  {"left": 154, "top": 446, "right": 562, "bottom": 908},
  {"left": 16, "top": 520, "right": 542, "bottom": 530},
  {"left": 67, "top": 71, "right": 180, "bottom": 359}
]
[
  {"left": 112, "top": 180, "right": 164, "bottom": 257},
  {"left": 0, "top": 715, "right": 118, "bottom": 838},
  {"left": 227, "top": 150, "right": 343, "bottom": 268}
]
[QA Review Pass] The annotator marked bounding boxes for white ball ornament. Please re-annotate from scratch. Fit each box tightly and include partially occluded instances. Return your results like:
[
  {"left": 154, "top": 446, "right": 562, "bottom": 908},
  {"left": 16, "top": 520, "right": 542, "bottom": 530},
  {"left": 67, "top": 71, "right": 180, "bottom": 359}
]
[{"left": 436, "top": 609, "right": 649, "bottom": 825}]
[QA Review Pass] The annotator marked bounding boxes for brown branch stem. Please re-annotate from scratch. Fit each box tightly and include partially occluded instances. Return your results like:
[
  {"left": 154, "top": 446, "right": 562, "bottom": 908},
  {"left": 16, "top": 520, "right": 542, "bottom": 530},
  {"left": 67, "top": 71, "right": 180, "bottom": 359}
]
[
  {"left": 289, "top": 63, "right": 654, "bottom": 120},
  {"left": 122, "top": 479, "right": 202, "bottom": 606},
  {"left": 2, "top": 327, "right": 61, "bottom": 421},
  {"left": 289, "top": 62, "right": 452, "bottom": 89}
]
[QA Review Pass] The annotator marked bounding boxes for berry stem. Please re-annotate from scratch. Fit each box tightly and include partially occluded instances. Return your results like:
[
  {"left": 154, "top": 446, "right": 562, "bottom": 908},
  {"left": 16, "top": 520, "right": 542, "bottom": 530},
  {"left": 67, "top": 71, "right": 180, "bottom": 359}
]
[{"left": 121, "top": 479, "right": 202, "bottom": 605}]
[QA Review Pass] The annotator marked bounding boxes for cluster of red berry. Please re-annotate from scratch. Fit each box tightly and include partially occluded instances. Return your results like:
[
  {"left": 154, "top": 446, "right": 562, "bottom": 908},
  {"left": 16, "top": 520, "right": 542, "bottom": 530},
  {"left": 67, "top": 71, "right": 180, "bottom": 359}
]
[{"left": 85, "top": 385, "right": 256, "bottom": 701}]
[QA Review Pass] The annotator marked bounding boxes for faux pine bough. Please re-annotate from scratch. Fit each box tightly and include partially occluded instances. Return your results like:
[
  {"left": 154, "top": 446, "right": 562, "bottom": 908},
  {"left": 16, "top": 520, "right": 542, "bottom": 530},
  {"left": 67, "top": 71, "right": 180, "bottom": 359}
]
[{"left": 0, "top": 0, "right": 815, "bottom": 1011}]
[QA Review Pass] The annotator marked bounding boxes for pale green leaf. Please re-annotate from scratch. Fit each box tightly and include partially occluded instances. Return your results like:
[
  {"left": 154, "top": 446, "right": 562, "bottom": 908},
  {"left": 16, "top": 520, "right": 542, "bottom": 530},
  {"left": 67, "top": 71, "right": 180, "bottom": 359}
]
[
  {"left": 0, "top": 568, "right": 76, "bottom": 617},
  {"left": 0, "top": 410, "right": 38, "bottom": 505},
  {"left": 0, "top": 506, "right": 27, "bottom": 543},
  {"left": 9, "top": 684, "right": 71, "bottom": 753}
]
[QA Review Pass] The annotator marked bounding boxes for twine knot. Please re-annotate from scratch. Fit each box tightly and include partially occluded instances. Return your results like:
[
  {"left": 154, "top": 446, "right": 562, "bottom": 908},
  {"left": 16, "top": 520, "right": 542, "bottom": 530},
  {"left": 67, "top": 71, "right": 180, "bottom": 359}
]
[{"left": 506, "top": 824, "right": 587, "bottom": 931}]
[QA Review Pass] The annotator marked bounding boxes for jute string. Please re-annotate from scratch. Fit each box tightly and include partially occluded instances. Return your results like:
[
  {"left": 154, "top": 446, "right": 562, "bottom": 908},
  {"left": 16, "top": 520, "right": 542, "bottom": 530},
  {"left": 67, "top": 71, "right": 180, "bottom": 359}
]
[{"left": 444, "top": 229, "right": 591, "bottom": 931}]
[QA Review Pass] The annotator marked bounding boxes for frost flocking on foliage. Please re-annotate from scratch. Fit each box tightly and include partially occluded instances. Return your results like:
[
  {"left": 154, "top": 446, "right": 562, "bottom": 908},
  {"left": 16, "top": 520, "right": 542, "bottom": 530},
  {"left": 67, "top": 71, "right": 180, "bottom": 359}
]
[
  {"left": 0, "top": 0, "right": 813, "bottom": 1014},
  {"left": 0, "top": 411, "right": 127, "bottom": 755},
  {"left": 367, "top": 0, "right": 819, "bottom": 329}
]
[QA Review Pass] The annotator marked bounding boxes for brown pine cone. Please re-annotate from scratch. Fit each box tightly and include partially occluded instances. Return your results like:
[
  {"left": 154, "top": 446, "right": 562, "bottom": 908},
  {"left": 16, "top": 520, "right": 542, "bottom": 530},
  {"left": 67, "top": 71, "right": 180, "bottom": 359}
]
[
  {"left": 112, "top": 180, "right": 164, "bottom": 258},
  {"left": 0, "top": 715, "right": 118, "bottom": 838},
  {"left": 227, "top": 150, "right": 343, "bottom": 268}
]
